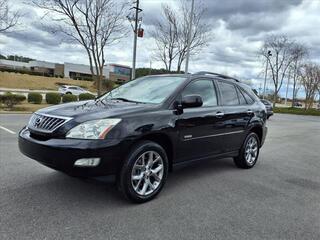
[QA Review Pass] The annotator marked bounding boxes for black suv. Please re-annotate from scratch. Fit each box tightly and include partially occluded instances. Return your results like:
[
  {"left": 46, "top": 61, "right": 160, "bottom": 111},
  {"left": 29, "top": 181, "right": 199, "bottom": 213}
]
[{"left": 19, "top": 72, "right": 268, "bottom": 203}]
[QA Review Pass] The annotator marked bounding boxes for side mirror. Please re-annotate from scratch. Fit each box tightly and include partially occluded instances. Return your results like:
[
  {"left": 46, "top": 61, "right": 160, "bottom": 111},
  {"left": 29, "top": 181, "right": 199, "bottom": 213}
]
[{"left": 181, "top": 94, "right": 203, "bottom": 108}]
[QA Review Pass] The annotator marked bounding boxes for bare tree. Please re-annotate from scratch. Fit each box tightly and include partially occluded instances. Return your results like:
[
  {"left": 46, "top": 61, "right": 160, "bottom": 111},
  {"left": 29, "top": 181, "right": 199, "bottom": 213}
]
[
  {"left": 298, "top": 63, "right": 320, "bottom": 110},
  {"left": 176, "top": 0, "right": 210, "bottom": 72},
  {"left": 260, "top": 35, "right": 294, "bottom": 107},
  {"left": 0, "top": 0, "right": 20, "bottom": 32},
  {"left": 289, "top": 43, "right": 309, "bottom": 107},
  {"left": 151, "top": 1, "right": 210, "bottom": 72},
  {"left": 151, "top": 5, "right": 179, "bottom": 71},
  {"left": 293, "top": 72, "right": 303, "bottom": 101},
  {"left": 33, "top": 0, "right": 127, "bottom": 96}
]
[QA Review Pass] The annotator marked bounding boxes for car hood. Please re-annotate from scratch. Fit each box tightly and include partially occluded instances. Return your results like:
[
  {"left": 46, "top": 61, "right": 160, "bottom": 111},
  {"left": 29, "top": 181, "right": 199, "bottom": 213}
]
[{"left": 36, "top": 100, "right": 158, "bottom": 120}]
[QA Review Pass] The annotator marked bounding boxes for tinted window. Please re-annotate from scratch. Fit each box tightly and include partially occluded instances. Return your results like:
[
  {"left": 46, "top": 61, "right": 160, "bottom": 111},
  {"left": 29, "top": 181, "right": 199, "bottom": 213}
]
[
  {"left": 240, "top": 88, "right": 254, "bottom": 104},
  {"left": 218, "top": 82, "right": 239, "bottom": 106},
  {"left": 182, "top": 80, "right": 217, "bottom": 107},
  {"left": 69, "top": 87, "right": 77, "bottom": 90},
  {"left": 237, "top": 89, "right": 247, "bottom": 105},
  {"left": 240, "top": 84, "right": 257, "bottom": 103}
]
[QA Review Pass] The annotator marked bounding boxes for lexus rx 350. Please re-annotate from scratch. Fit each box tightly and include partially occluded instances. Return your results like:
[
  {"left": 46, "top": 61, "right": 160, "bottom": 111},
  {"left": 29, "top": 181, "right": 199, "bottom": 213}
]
[{"left": 19, "top": 72, "right": 268, "bottom": 203}]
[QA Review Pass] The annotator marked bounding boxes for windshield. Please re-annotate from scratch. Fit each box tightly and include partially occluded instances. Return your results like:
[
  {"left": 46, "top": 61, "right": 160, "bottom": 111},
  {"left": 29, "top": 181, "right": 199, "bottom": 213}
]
[{"left": 101, "top": 76, "right": 186, "bottom": 104}]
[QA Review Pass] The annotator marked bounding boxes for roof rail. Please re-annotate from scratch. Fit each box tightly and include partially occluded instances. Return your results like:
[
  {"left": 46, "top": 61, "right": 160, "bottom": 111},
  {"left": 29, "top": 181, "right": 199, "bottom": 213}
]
[{"left": 193, "top": 71, "right": 239, "bottom": 82}]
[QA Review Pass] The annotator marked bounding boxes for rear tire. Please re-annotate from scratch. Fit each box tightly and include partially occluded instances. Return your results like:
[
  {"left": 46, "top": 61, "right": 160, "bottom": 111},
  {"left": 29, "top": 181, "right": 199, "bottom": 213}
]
[
  {"left": 118, "top": 141, "right": 168, "bottom": 203},
  {"left": 234, "top": 132, "right": 260, "bottom": 169}
]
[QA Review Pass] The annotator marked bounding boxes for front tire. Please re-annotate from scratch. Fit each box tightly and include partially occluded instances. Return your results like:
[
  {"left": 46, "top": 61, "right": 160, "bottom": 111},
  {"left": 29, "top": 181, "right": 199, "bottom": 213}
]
[
  {"left": 234, "top": 132, "right": 260, "bottom": 169},
  {"left": 118, "top": 141, "right": 168, "bottom": 203}
]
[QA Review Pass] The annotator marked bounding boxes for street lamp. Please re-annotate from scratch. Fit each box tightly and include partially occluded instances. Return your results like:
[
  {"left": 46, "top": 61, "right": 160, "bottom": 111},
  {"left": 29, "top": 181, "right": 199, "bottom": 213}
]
[
  {"left": 184, "top": 0, "right": 195, "bottom": 74},
  {"left": 263, "top": 50, "right": 272, "bottom": 99},
  {"left": 128, "top": 0, "right": 142, "bottom": 80}
]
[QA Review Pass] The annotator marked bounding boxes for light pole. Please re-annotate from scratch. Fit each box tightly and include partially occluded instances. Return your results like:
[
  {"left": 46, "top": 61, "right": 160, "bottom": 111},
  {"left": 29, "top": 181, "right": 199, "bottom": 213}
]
[
  {"left": 184, "top": 0, "right": 195, "bottom": 74},
  {"left": 131, "top": 0, "right": 141, "bottom": 80},
  {"left": 263, "top": 50, "right": 272, "bottom": 99}
]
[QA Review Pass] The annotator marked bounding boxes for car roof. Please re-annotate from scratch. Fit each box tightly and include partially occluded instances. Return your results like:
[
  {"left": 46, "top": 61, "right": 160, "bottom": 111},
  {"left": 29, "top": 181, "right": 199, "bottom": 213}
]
[
  {"left": 192, "top": 71, "right": 240, "bottom": 82},
  {"left": 144, "top": 72, "right": 240, "bottom": 84}
]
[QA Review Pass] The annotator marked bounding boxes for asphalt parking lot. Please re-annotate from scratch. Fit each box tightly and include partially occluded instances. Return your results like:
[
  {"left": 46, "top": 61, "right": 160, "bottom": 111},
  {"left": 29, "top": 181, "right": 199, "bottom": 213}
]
[{"left": 0, "top": 113, "right": 319, "bottom": 240}]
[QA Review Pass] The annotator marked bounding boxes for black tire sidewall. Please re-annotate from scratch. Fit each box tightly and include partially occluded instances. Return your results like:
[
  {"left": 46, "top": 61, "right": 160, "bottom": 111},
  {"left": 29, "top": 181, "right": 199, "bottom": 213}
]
[
  {"left": 236, "top": 132, "right": 260, "bottom": 168},
  {"left": 120, "top": 141, "right": 168, "bottom": 203}
]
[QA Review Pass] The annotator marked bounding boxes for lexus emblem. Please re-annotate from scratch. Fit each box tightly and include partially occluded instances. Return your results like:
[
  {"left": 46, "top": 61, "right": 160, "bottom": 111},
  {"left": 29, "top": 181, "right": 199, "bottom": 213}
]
[{"left": 35, "top": 117, "right": 43, "bottom": 127}]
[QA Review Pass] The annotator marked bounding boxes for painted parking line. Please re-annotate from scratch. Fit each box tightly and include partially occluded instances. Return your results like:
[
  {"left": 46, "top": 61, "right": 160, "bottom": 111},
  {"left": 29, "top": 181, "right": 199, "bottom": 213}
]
[{"left": 0, "top": 126, "right": 16, "bottom": 134}]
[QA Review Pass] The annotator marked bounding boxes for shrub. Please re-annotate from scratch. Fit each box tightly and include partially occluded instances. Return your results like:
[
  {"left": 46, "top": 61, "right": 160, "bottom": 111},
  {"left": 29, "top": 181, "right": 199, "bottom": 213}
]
[
  {"left": 79, "top": 93, "right": 95, "bottom": 101},
  {"left": 62, "top": 94, "right": 78, "bottom": 103},
  {"left": 274, "top": 107, "right": 320, "bottom": 116},
  {"left": 46, "top": 92, "right": 61, "bottom": 104},
  {"left": 0, "top": 93, "right": 26, "bottom": 108},
  {"left": 28, "top": 92, "right": 42, "bottom": 104}
]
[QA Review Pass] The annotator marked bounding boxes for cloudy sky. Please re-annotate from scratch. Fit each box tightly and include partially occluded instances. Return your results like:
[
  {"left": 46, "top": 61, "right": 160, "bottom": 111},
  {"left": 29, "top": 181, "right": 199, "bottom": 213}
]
[{"left": 1, "top": 0, "right": 320, "bottom": 97}]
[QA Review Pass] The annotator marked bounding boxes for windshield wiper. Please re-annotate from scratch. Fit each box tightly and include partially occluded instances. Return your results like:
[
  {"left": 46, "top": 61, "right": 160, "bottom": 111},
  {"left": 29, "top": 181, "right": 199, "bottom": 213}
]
[
  {"left": 94, "top": 98, "right": 106, "bottom": 106},
  {"left": 110, "top": 98, "right": 145, "bottom": 104}
]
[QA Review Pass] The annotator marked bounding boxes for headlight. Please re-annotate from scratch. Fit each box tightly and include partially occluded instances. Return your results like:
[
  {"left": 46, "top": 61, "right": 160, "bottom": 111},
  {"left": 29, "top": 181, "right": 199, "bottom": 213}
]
[{"left": 66, "top": 119, "right": 121, "bottom": 139}]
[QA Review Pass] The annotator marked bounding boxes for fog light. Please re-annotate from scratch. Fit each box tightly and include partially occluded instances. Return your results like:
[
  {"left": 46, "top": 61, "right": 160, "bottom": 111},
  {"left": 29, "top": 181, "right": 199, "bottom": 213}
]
[{"left": 74, "top": 158, "right": 100, "bottom": 167}]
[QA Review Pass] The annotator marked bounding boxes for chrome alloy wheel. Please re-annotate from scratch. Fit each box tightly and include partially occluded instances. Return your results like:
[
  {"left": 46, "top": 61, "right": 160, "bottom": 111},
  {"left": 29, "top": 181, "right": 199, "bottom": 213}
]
[
  {"left": 245, "top": 136, "right": 258, "bottom": 165},
  {"left": 131, "top": 151, "right": 164, "bottom": 196}
]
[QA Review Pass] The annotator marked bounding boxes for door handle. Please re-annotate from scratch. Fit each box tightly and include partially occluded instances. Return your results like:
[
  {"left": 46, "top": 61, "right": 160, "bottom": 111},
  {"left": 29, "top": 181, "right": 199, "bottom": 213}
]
[{"left": 216, "top": 112, "right": 225, "bottom": 118}]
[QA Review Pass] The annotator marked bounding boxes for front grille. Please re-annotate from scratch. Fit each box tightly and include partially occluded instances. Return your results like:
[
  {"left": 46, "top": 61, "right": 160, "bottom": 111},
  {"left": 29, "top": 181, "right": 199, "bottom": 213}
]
[{"left": 28, "top": 113, "right": 72, "bottom": 133}]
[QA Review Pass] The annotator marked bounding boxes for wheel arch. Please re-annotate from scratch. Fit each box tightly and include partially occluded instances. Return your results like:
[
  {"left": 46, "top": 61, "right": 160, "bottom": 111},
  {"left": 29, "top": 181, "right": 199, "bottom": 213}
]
[
  {"left": 135, "top": 133, "right": 174, "bottom": 172},
  {"left": 248, "top": 125, "right": 263, "bottom": 146}
]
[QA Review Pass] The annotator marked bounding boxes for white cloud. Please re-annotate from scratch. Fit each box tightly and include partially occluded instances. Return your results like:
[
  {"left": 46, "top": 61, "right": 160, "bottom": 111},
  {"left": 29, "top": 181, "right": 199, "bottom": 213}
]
[{"left": 0, "top": 0, "right": 318, "bottom": 99}]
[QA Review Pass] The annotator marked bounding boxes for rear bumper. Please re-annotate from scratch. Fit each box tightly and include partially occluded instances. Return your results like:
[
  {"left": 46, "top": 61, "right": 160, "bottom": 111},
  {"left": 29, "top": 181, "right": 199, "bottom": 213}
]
[{"left": 19, "top": 128, "right": 125, "bottom": 177}]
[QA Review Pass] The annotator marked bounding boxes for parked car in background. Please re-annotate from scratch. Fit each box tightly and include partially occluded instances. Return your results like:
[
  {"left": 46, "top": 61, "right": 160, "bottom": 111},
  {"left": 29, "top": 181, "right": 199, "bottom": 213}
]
[
  {"left": 58, "top": 85, "right": 90, "bottom": 96},
  {"left": 293, "top": 101, "right": 303, "bottom": 107},
  {"left": 19, "top": 72, "right": 268, "bottom": 203},
  {"left": 260, "top": 99, "right": 273, "bottom": 119}
]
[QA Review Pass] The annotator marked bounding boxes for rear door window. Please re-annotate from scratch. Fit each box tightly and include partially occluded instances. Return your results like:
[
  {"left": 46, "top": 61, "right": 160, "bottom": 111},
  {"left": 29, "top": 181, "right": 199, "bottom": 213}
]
[
  {"left": 218, "top": 81, "right": 239, "bottom": 106},
  {"left": 239, "top": 88, "right": 254, "bottom": 104},
  {"left": 237, "top": 88, "right": 247, "bottom": 105}
]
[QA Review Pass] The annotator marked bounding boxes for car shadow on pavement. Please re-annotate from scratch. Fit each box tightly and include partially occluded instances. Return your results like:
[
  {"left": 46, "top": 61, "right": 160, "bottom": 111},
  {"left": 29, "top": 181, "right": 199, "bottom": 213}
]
[
  {"left": 10, "top": 157, "right": 237, "bottom": 208},
  {"left": 165, "top": 157, "right": 237, "bottom": 190}
]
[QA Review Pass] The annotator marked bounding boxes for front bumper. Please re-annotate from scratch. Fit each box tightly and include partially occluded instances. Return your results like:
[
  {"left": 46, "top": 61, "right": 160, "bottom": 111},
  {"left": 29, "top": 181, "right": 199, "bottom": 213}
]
[{"left": 19, "top": 128, "right": 125, "bottom": 177}]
